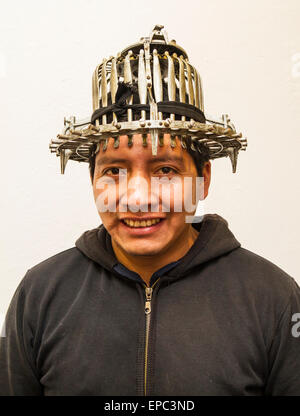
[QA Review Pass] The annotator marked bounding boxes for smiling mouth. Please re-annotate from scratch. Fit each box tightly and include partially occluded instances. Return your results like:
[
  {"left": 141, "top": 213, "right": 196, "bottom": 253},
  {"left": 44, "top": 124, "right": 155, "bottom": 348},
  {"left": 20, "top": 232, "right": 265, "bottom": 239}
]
[{"left": 121, "top": 218, "right": 164, "bottom": 228}]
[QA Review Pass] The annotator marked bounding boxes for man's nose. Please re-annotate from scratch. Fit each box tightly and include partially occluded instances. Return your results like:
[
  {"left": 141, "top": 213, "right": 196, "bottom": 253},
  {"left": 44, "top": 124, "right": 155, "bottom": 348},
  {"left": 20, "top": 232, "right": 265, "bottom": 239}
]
[{"left": 119, "top": 174, "right": 159, "bottom": 213}]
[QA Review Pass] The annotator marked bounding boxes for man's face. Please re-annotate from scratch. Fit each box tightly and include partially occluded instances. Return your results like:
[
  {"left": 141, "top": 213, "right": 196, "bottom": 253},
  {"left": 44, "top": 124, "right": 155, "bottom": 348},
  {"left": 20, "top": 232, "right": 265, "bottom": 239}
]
[{"left": 92, "top": 134, "right": 211, "bottom": 257}]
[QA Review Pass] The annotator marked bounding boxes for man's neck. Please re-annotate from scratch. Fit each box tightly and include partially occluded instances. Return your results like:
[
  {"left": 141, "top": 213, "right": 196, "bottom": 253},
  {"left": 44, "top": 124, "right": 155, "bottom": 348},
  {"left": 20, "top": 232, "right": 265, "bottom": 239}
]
[{"left": 111, "top": 225, "right": 199, "bottom": 286}]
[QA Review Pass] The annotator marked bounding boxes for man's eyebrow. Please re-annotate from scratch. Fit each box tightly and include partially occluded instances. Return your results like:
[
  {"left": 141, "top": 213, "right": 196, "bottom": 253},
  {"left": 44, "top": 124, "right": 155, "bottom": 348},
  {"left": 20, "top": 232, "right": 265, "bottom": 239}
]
[
  {"left": 148, "top": 156, "right": 185, "bottom": 166},
  {"left": 96, "top": 155, "right": 186, "bottom": 167},
  {"left": 96, "top": 157, "right": 129, "bottom": 167}
]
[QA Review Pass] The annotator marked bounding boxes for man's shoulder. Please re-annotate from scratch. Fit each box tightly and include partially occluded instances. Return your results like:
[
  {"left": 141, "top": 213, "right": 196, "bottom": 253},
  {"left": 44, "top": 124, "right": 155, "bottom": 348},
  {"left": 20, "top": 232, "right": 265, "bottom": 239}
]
[
  {"left": 22, "top": 246, "right": 93, "bottom": 290},
  {"left": 28, "top": 246, "right": 86, "bottom": 271},
  {"left": 227, "top": 245, "right": 298, "bottom": 304},
  {"left": 234, "top": 246, "right": 292, "bottom": 279}
]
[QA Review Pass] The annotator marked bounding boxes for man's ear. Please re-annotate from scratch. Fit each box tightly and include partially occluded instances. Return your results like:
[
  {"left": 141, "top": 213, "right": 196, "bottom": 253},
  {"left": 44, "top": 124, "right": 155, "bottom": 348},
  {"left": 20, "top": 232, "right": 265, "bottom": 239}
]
[{"left": 202, "top": 161, "right": 211, "bottom": 199}]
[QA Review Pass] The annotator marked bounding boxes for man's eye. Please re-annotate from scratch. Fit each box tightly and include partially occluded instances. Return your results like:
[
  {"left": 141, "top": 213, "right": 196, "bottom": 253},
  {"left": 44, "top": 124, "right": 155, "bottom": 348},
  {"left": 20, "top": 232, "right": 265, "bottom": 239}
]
[
  {"left": 156, "top": 167, "right": 178, "bottom": 174},
  {"left": 103, "top": 168, "right": 121, "bottom": 175}
]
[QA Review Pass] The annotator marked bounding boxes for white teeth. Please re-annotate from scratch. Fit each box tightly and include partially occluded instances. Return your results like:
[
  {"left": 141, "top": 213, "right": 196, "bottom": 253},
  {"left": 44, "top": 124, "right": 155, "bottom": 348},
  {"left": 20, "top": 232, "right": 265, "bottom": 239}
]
[{"left": 123, "top": 218, "right": 162, "bottom": 228}]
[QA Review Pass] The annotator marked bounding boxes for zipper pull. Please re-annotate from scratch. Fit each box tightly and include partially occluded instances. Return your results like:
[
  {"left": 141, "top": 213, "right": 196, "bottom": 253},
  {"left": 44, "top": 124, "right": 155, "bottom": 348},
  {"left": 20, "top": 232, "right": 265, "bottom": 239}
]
[{"left": 145, "top": 287, "right": 153, "bottom": 315}]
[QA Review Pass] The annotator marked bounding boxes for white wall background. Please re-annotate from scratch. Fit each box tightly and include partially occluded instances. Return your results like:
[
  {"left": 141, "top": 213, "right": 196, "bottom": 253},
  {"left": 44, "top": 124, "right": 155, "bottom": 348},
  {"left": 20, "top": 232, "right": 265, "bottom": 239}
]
[{"left": 0, "top": 0, "right": 300, "bottom": 320}]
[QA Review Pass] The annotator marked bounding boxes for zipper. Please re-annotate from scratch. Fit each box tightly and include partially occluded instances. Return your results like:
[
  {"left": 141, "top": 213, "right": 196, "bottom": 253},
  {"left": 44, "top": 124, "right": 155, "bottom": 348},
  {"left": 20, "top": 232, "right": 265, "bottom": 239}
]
[{"left": 144, "top": 278, "right": 161, "bottom": 396}]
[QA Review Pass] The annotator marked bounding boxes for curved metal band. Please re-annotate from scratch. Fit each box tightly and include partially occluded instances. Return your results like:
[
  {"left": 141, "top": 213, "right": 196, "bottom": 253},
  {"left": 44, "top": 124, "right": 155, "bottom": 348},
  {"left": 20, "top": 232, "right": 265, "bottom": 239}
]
[{"left": 91, "top": 101, "right": 206, "bottom": 125}]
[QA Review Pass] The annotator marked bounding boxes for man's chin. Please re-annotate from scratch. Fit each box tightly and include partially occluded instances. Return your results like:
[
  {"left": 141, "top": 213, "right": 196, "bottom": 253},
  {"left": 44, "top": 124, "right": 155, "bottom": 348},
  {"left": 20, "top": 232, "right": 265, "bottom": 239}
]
[{"left": 117, "top": 243, "right": 167, "bottom": 257}]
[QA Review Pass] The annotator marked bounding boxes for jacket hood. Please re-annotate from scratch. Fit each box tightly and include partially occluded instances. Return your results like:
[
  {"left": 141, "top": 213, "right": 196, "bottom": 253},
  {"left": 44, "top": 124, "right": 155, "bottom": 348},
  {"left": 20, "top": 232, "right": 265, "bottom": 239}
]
[{"left": 75, "top": 213, "right": 241, "bottom": 279}]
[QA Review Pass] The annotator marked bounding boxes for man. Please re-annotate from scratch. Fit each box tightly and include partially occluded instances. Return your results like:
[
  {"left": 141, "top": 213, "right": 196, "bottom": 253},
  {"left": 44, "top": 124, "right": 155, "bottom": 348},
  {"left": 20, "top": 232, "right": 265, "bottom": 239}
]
[{"left": 1, "top": 25, "right": 300, "bottom": 396}]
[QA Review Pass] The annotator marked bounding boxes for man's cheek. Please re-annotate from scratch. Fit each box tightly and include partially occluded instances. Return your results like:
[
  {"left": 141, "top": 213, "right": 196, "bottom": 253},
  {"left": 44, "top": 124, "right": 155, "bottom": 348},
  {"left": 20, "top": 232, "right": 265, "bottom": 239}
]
[
  {"left": 162, "top": 178, "right": 194, "bottom": 213},
  {"left": 94, "top": 180, "right": 117, "bottom": 213}
]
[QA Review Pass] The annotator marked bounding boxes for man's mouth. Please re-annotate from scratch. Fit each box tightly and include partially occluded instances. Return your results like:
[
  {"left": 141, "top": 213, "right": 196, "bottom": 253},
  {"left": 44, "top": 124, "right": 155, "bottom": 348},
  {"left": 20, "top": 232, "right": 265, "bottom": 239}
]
[{"left": 121, "top": 218, "right": 164, "bottom": 228}]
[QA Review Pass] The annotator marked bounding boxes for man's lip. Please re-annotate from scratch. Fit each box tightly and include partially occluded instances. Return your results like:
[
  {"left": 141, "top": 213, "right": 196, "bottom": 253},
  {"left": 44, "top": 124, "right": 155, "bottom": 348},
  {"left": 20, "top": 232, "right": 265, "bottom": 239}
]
[
  {"left": 119, "top": 216, "right": 166, "bottom": 235},
  {"left": 119, "top": 217, "right": 166, "bottom": 221}
]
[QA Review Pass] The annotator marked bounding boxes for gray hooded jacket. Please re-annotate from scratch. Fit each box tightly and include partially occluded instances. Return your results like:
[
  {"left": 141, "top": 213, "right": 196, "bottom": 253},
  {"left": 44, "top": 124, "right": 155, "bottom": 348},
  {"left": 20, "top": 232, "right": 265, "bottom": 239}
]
[{"left": 1, "top": 213, "right": 300, "bottom": 396}]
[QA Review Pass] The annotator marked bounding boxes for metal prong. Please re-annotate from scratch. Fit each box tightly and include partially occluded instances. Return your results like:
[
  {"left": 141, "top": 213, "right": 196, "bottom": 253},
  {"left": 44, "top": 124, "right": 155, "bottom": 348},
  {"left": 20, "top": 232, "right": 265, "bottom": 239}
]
[
  {"left": 110, "top": 58, "right": 118, "bottom": 123},
  {"left": 178, "top": 55, "right": 186, "bottom": 121},
  {"left": 151, "top": 130, "right": 159, "bottom": 155},
  {"left": 198, "top": 71, "right": 204, "bottom": 112},
  {"left": 170, "top": 134, "right": 177, "bottom": 148},
  {"left": 222, "top": 114, "right": 229, "bottom": 128},
  {"left": 194, "top": 67, "right": 200, "bottom": 109},
  {"left": 138, "top": 49, "right": 147, "bottom": 120},
  {"left": 100, "top": 59, "right": 108, "bottom": 124},
  {"left": 142, "top": 134, "right": 148, "bottom": 147},
  {"left": 180, "top": 135, "right": 187, "bottom": 149},
  {"left": 95, "top": 142, "right": 100, "bottom": 154},
  {"left": 113, "top": 136, "right": 120, "bottom": 148},
  {"left": 124, "top": 51, "right": 133, "bottom": 121},
  {"left": 165, "top": 51, "right": 176, "bottom": 121},
  {"left": 148, "top": 87, "right": 159, "bottom": 155},
  {"left": 159, "top": 134, "right": 164, "bottom": 147},
  {"left": 144, "top": 40, "right": 152, "bottom": 88},
  {"left": 197, "top": 144, "right": 203, "bottom": 153},
  {"left": 185, "top": 59, "right": 194, "bottom": 106},
  {"left": 92, "top": 65, "right": 100, "bottom": 113},
  {"left": 127, "top": 135, "right": 133, "bottom": 147},
  {"left": 227, "top": 147, "right": 238, "bottom": 173},
  {"left": 103, "top": 138, "right": 109, "bottom": 151},
  {"left": 60, "top": 149, "right": 72, "bottom": 174},
  {"left": 153, "top": 49, "right": 163, "bottom": 120},
  {"left": 190, "top": 137, "right": 196, "bottom": 151}
]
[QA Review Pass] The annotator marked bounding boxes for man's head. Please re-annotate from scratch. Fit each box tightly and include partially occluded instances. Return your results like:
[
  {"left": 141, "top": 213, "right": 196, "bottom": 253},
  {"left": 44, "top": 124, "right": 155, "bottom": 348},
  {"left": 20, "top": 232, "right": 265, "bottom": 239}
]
[
  {"left": 50, "top": 25, "right": 246, "bottom": 183},
  {"left": 89, "top": 133, "right": 211, "bottom": 258}
]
